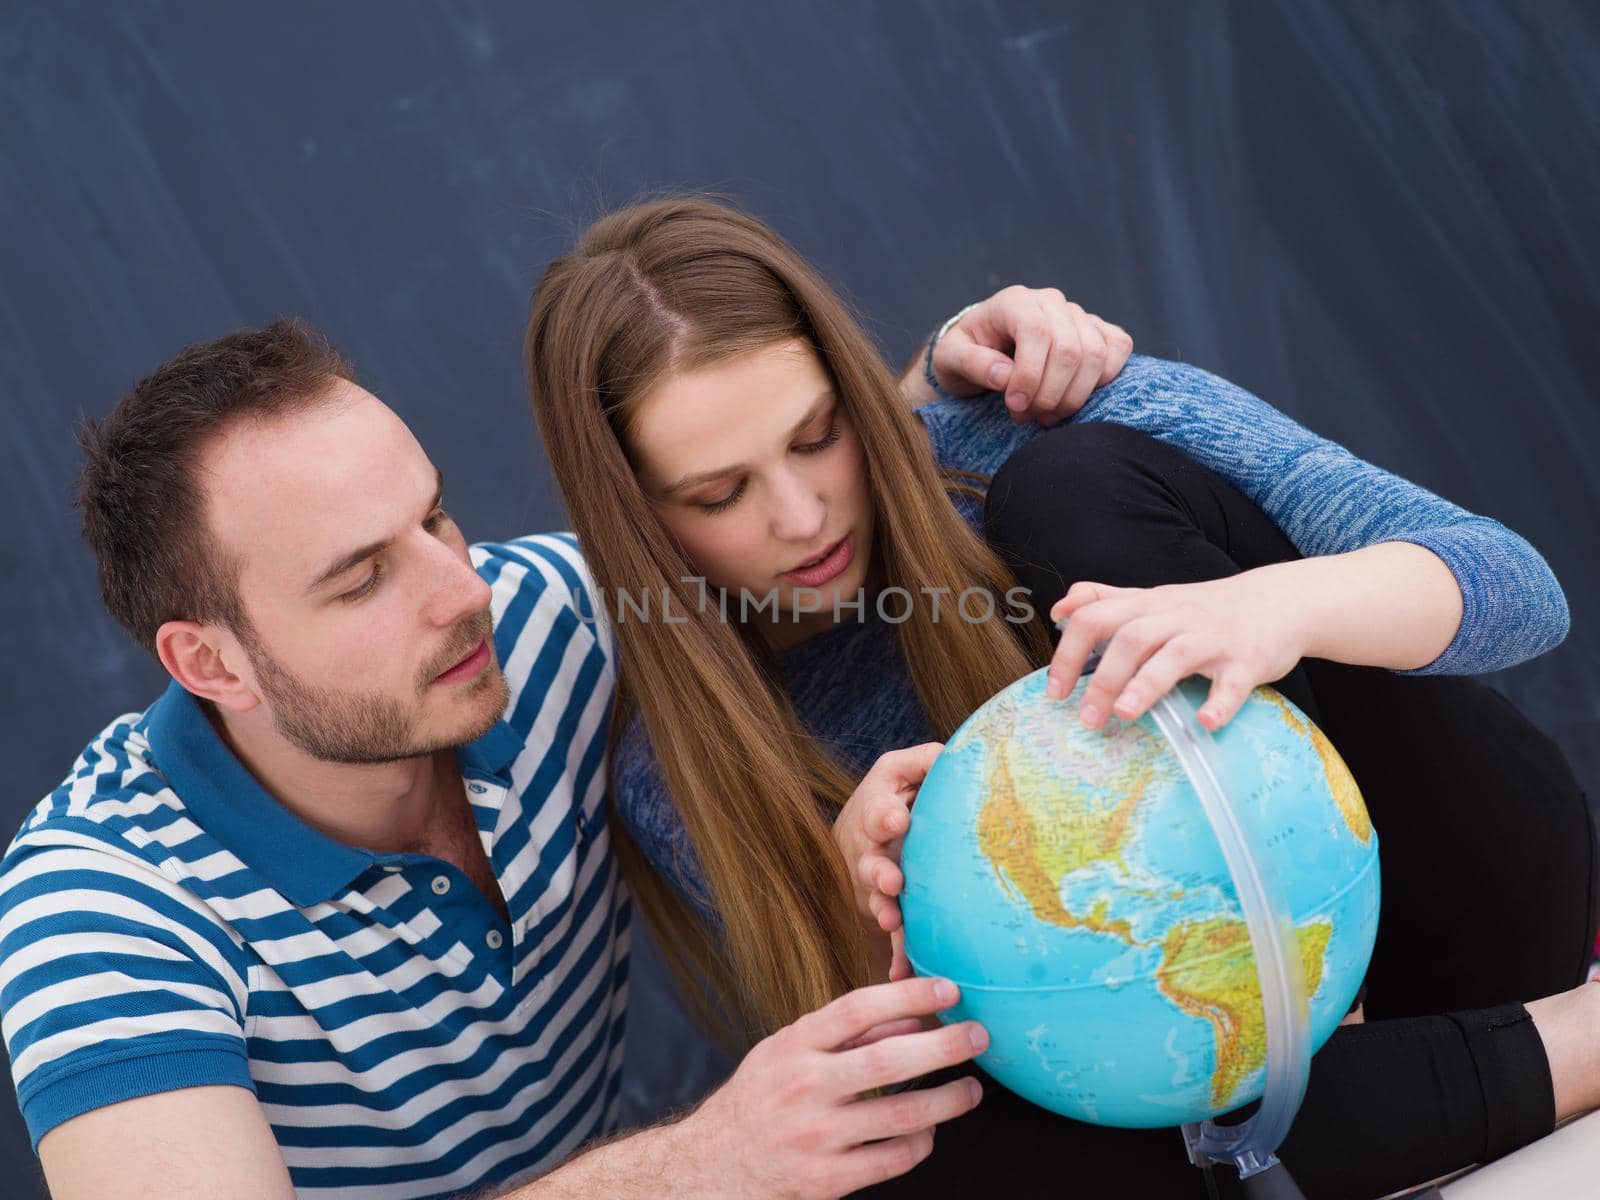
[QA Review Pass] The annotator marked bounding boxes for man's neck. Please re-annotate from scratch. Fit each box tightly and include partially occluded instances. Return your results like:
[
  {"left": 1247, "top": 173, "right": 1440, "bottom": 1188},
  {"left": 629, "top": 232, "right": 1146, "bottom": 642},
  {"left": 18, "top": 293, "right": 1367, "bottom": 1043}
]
[{"left": 207, "top": 703, "right": 451, "bottom": 854}]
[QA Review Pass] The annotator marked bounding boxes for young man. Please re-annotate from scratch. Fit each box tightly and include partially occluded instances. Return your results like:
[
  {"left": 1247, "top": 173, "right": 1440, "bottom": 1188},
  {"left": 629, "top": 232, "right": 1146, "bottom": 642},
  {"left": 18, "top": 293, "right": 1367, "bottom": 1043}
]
[{"left": 0, "top": 299, "right": 1129, "bottom": 1199}]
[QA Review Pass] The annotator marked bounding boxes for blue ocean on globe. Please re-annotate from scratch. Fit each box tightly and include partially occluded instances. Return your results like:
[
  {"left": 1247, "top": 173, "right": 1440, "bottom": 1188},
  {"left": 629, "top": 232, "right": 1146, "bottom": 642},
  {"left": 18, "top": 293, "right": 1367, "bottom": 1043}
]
[{"left": 901, "top": 668, "right": 1380, "bottom": 1128}]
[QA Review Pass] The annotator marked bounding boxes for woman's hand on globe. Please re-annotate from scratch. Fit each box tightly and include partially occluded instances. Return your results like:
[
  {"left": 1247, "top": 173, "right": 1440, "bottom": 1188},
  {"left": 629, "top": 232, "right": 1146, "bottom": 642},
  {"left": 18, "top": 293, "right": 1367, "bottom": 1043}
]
[
  {"left": 931, "top": 286, "right": 1134, "bottom": 426},
  {"left": 1046, "top": 571, "right": 1309, "bottom": 732},
  {"left": 833, "top": 743, "right": 943, "bottom": 981}
]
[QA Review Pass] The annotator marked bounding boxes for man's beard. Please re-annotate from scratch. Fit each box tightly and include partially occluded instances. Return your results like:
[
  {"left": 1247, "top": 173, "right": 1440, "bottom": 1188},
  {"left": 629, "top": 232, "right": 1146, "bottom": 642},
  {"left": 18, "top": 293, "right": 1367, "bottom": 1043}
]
[{"left": 247, "top": 611, "right": 509, "bottom": 765}]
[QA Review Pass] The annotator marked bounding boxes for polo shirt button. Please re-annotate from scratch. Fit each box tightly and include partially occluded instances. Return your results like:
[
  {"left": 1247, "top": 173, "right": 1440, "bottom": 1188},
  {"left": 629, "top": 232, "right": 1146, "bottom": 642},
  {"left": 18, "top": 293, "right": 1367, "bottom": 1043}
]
[
  {"left": 431, "top": 875, "right": 451, "bottom": 895},
  {"left": 485, "top": 929, "right": 504, "bottom": 950}
]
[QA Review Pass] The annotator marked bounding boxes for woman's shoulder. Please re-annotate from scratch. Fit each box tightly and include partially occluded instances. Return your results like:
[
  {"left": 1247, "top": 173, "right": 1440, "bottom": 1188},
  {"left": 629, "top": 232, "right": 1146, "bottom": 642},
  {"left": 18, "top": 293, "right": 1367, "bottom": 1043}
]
[
  {"left": 914, "top": 354, "right": 1176, "bottom": 477},
  {"left": 612, "top": 708, "right": 670, "bottom": 824}
]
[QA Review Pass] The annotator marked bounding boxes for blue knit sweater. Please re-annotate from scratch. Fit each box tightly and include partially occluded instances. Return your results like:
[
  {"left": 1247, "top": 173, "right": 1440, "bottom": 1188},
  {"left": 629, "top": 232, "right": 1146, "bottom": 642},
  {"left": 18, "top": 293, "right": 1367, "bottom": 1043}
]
[{"left": 614, "top": 354, "right": 1568, "bottom": 916}]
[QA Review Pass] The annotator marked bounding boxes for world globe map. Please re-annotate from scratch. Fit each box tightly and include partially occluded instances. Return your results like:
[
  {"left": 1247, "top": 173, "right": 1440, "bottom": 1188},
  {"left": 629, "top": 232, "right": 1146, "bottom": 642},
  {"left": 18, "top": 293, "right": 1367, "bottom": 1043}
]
[{"left": 901, "top": 668, "right": 1380, "bottom": 1127}]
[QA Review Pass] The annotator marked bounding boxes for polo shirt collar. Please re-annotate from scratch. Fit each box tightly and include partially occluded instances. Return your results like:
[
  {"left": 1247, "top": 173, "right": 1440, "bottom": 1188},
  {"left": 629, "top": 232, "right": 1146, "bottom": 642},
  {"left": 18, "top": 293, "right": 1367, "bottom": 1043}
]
[{"left": 143, "top": 681, "right": 521, "bottom": 908}]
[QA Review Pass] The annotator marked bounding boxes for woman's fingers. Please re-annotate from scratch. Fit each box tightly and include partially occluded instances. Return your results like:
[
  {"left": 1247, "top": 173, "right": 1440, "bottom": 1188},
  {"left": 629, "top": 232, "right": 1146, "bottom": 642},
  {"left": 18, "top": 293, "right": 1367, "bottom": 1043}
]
[
  {"left": 858, "top": 854, "right": 903, "bottom": 898},
  {"left": 869, "top": 742, "right": 943, "bottom": 790},
  {"left": 1199, "top": 673, "right": 1256, "bottom": 731},
  {"left": 1109, "top": 635, "right": 1211, "bottom": 723},
  {"left": 1005, "top": 307, "right": 1051, "bottom": 414},
  {"left": 1049, "top": 579, "right": 1120, "bottom": 625},
  {"left": 941, "top": 327, "right": 1014, "bottom": 396},
  {"left": 867, "top": 795, "right": 909, "bottom": 842},
  {"left": 888, "top": 929, "right": 911, "bottom": 981},
  {"left": 870, "top": 891, "right": 903, "bottom": 933},
  {"left": 1046, "top": 584, "right": 1130, "bottom": 700},
  {"left": 1076, "top": 615, "right": 1180, "bottom": 729},
  {"left": 1060, "top": 312, "right": 1108, "bottom": 417},
  {"left": 1046, "top": 586, "right": 1106, "bottom": 699},
  {"left": 1094, "top": 317, "right": 1134, "bottom": 384},
  {"left": 1030, "top": 303, "right": 1083, "bottom": 425}
]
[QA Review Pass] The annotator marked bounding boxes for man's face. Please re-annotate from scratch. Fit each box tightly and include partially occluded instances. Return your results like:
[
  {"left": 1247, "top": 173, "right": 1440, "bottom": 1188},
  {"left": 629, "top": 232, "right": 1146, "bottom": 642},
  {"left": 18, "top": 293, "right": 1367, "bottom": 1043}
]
[{"left": 203, "top": 381, "right": 507, "bottom": 764}]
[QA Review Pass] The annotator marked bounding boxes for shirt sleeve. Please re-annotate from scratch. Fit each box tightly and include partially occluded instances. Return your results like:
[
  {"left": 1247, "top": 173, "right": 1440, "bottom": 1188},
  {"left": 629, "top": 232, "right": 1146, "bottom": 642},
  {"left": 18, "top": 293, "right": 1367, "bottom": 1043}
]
[
  {"left": 0, "top": 838, "right": 255, "bottom": 1149},
  {"left": 1067, "top": 356, "right": 1569, "bottom": 675}
]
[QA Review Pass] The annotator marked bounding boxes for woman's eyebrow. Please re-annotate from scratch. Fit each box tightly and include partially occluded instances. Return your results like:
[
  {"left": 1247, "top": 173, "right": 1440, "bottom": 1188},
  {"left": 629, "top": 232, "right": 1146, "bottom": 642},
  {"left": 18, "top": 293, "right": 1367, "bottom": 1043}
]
[{"left": 661, "top": 391, "right": 835, "bottom": 496}]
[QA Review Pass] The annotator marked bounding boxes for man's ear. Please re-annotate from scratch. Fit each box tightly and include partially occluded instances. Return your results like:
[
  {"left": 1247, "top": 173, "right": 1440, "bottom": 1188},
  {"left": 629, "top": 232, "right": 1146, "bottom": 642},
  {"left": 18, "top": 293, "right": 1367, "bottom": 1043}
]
[{"left": 156, "top": 620, "right": 261, "bottom": 714}]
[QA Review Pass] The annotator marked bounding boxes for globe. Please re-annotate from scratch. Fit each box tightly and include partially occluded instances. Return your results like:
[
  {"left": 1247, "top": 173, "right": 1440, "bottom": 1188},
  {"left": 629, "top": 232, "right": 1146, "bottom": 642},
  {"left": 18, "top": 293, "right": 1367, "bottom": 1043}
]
[{"left": 901, "top": 668, "right": 1380, "bottom": 1128}]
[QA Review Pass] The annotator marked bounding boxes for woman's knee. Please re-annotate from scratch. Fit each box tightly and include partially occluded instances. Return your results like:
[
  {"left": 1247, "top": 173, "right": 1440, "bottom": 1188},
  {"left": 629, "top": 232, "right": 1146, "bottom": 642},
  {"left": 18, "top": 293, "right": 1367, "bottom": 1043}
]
[
  {"left": 984, "top": 421, "right": 1281, "bottom": 601},
  {"left": 983, "top": 423, "right": 1169, "bottom": 545}
]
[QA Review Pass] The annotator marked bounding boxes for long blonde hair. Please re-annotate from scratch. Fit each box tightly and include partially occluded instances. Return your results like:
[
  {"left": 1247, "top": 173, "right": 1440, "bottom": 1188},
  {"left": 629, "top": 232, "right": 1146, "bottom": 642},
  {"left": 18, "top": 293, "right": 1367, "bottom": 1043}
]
[{"left": 525, "top": 197, "right": 1051, "bottom": 1040}]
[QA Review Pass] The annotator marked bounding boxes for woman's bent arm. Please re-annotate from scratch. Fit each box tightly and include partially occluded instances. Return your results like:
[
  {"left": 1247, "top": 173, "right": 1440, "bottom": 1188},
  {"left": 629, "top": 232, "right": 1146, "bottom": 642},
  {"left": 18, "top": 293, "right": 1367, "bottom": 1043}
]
[{"left": 1073, "top": 356, "right": 1569, "bottom": 674}]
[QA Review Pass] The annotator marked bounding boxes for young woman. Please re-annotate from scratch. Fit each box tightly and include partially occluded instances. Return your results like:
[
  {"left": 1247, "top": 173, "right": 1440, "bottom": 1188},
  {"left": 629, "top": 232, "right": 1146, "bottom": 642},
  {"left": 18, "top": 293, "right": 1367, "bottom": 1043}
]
[{"left": 524, "top": 198, "right": 1598, "bottom": 1196}]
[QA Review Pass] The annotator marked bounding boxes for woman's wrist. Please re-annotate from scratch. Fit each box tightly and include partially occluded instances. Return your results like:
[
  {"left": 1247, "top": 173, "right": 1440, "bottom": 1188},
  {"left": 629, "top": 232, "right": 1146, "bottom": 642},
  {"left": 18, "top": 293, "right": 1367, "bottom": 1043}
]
[
  {"left": 1257, "top": 546, "right": 1461, "bottom": 670},
  {"left": 922, "top": 303, "right": 978, "bottom": 397}
]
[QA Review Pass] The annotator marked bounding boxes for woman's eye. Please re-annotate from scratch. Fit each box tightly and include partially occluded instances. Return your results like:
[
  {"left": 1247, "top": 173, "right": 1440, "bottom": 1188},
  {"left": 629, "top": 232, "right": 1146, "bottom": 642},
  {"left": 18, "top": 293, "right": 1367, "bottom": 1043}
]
[
  {"left": 699, "top": 481, "right": 746, "bottom": 514},
  {"left": 795, "top": 419, "right": 841, "bottom": 454},
  {"left": 341, "top": 564, "right": 383, "bottom": 602}
]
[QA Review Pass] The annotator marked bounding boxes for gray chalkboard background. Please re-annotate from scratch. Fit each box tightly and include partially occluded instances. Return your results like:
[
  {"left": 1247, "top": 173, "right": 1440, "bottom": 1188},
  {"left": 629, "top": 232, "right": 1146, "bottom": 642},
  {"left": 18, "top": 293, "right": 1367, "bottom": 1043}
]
[{"left": 2, "top": 2, "right": 1596, "bottom": 1194}]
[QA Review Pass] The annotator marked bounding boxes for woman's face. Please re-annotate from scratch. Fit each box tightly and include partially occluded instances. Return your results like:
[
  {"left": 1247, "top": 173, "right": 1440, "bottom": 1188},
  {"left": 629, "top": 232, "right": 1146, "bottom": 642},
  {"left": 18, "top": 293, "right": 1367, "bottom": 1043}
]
[{"left": 628, "top": 338, "right": 875, "bottom": 645}]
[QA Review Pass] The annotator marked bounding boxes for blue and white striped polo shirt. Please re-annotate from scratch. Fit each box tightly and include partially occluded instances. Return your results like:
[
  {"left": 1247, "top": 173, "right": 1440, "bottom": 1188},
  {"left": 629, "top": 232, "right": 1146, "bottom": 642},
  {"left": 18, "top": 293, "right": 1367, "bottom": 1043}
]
[{"left": 0, "top": 533, "right": 626, "bottom": 1198}]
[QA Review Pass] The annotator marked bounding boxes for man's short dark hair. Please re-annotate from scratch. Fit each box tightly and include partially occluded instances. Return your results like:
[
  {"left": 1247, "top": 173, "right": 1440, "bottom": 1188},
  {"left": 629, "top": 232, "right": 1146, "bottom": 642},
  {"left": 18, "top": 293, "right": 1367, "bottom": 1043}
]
[{"left": 76, "top": 318, "right": 356, "bottom": 657}]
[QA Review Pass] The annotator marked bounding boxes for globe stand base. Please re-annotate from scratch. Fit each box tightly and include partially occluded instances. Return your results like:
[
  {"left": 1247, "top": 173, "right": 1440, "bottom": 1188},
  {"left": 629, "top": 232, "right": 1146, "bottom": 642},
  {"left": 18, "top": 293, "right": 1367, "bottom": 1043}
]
[
  {"left": 1186, "top": 1141, "right": 1307, "bottom": 1200},
  {"left": 1239, "top": 1160, "right": 1308, "bottom": 1200}
]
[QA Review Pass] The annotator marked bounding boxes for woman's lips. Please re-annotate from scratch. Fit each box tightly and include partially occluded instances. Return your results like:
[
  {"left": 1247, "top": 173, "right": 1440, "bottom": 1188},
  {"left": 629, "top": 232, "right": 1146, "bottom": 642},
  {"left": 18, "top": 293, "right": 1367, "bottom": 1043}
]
[
  {"left": 433, "top": 639, "right": 490, "bottom": 685},
  {"left": 780, "top": 534, "right": 853, "bottom": 588}
]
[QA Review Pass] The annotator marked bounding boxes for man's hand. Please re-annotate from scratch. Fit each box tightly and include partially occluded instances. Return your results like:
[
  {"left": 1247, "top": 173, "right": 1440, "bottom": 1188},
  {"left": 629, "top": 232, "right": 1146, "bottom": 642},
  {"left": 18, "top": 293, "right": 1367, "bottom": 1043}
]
[
  {"left": 675, "top": 977, "right": 986, "bottom": 1199},
  {"left": 832, "top": 744, "right": 941, "bottom": 983},
  {"left": 929, "top": 286, "right": 1133, "bottom": 426}
]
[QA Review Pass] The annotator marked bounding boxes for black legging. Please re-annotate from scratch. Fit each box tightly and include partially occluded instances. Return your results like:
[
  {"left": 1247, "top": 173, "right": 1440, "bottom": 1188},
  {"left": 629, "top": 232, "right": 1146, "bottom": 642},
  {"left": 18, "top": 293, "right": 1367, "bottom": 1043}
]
[{"left": 861, "top": 423, "right": 1597, "bottom": 1200}]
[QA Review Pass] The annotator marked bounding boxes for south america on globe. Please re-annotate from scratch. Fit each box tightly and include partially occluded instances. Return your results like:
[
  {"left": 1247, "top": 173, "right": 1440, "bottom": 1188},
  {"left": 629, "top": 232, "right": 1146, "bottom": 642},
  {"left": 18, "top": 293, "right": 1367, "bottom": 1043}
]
[{"left": 901, "top": 668, "right": 1380, "bottom": 1128}]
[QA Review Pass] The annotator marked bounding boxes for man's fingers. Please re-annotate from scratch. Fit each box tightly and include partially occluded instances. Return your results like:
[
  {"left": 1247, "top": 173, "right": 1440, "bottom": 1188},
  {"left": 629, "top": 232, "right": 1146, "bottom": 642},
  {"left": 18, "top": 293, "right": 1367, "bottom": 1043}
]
[
  {"left": 848, "top": 1076, "right": 982, "bottom": 1145},
  {"left": 838, "top": 1020, "right": 988, "bottom": 1093},
  {"left": 835, "top": 1128, "right": 937, "bottom": 1194},
  {"left": 798, "top": 977, "right": 963, "bottom": 1050},
  {"left": 840, "top": 1016, "right": 926, "bottom": 1050}
]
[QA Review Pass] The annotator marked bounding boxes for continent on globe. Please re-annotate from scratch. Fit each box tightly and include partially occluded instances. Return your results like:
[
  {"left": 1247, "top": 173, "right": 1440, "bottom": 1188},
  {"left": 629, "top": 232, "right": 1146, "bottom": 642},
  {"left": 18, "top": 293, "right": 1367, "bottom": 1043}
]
[
  {"left": 1156, "top": 916, "right": 1333, "bottom": 1107},
  {"left": 975, "top": 693, "right": 1177, "bottom": 943},
  {"left": 1259, "top": 690, "right": 1372, "bottom": 844}
]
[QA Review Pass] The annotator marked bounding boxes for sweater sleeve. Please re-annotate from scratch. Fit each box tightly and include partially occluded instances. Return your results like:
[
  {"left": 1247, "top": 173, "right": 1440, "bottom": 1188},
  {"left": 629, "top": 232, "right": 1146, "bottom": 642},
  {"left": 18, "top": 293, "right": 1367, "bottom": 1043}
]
[
  {"left": 1067, "top": 355, "right": 1569, "bottom": 675},
  {"left": 611, "top": 713, "right": 721, "bottom": 927}
]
